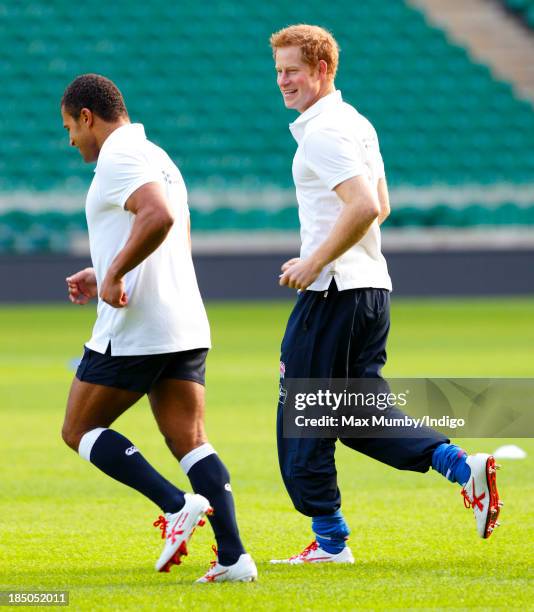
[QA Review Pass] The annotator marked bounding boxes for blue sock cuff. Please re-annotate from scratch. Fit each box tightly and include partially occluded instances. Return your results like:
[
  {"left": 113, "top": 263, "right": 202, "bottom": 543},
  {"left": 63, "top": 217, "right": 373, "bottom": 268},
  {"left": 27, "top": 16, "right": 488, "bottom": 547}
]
[
  {"left": 312, "top": 510, "right": 350, "bottom": 540},
  {"left": 312, "top": 511, "right": 350, "bottom": 554},
  {"left": 432, "top": 443, "right": 471, "bottom": 486}
]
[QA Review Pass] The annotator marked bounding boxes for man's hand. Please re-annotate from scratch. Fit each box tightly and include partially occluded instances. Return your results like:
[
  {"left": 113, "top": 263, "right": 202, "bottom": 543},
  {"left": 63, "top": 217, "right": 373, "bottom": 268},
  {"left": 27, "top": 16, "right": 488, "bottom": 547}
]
[
  {"left": 66, "top": 267, "right": 98, "bottom": 305},
  {"left": 99, "top": 270, "right": 128, "bottom": 308},
  {"left": 279, "top": 256, "right": 322, "bottom": 290}
]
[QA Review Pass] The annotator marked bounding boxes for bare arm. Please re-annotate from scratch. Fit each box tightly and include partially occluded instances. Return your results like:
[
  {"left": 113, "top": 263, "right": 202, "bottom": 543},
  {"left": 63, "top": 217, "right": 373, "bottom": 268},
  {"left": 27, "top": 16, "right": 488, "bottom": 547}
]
[
  {"left": 99, "top": 182, "right": 174, "bottom": 307},
  {"left": 279, "top": 175, "right": 380, "bottom": 290},
  {"left": 377, "top": 177, "right": 390, "bottom": 225}
]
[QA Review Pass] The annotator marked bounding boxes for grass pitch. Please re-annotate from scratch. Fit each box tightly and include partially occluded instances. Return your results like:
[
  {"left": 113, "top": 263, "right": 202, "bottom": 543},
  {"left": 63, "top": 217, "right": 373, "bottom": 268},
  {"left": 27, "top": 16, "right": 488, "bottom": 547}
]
[{"left": 1, "top": 298, "right": 533, "bottom": 611}]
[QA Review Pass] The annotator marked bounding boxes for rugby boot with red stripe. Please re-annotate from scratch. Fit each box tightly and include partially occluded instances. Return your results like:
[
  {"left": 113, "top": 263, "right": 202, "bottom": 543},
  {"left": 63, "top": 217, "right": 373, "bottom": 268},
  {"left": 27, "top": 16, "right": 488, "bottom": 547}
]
[
  {"left": 197, "top": 545, "right": 258, "bottom": 583},
  {"left": 270, "top": 540, "right": 354, "bottom": 564},
  {"left": 153, "top": 493, "right": 212, "bottom": 572},
  {"left": 461, "top": 454, "right": 503, "bottom": 539}
]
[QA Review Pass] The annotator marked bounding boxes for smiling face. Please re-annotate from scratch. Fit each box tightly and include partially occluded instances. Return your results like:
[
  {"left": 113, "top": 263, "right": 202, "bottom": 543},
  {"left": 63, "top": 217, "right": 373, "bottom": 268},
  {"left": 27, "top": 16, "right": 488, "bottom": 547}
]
[
  {"left": 275, "top": 46, "right": 328, "bottom": 113},
  {"left": 61, "top": 106, "right": 99, "bottom": 163}
]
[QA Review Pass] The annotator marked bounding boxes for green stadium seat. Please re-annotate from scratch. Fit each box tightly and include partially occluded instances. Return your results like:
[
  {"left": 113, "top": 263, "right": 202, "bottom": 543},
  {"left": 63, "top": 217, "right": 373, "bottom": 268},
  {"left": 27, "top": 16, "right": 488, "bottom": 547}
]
[
  {"left": 271, "top": 207, "right": 300, "bottom": 231},
  {"left": 506, "top": 0, "right": 529, "bottom": 9},
  {"left": 501, "top": 0, "right": 534, "bottom": 28}
]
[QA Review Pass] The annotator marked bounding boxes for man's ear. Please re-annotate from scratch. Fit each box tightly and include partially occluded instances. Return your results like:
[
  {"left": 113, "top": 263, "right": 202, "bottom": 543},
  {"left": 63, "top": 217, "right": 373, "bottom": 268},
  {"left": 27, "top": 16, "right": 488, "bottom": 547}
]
[
  {"left": 318, "top": 59, "right": 328, "bottom": 80},
  {"left": 79, "top": 107, "right": 94, "bottom": 127}
]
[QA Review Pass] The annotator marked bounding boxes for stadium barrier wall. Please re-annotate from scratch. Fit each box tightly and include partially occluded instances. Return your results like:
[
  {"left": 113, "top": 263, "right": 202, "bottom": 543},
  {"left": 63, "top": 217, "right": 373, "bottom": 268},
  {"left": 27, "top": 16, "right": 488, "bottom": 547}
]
[{"left": 0, "top": 251, "right": 533, "bottom": 302}]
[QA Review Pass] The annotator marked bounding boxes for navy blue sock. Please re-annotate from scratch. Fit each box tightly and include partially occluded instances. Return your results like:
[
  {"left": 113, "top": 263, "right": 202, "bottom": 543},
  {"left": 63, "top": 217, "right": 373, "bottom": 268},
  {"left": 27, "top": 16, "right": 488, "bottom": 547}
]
[
  {"left": 312, "top": 509, "right": 350, "bottom": 554},
  {"left": 185, "top": 452, "right": 245, "bottom": 566},
  {"left": 432, "top": 442, "right": 471, "bottom": 485},
  {"left": 82, "top": 429, "right": 185, "bottom": 513}
]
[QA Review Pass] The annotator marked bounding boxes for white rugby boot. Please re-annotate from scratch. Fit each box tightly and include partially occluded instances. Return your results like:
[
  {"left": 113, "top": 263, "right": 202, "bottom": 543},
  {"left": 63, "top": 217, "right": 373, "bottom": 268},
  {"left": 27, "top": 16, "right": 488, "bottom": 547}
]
[
  {"left": 196, "top": 546, "right": 258, "bottom": 583},
  {"left": 270, "top": 540, "right": 354, "bottom": 564},
  {"left": 461, "top": 454, "right": 503, "bottom": 539},
  {"left": 154, "top": 493, "right": 212, "bottom": 572}
]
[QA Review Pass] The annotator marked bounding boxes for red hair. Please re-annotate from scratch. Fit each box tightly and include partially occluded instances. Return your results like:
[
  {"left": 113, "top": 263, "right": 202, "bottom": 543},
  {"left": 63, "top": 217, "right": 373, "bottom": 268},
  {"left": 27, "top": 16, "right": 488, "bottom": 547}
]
[{"left": 270, "top": 24, "right": 339, "bottom": 81}]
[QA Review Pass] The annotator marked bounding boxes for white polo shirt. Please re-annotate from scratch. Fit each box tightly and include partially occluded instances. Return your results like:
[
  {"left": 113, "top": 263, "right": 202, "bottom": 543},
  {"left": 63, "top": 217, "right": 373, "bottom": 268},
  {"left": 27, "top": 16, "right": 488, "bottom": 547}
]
[
  {"left": 289, "top": 90, "right": 392, "bottom": 292},
  {"left": 85, "top": 123, "right": 211, "bottom": 355}
]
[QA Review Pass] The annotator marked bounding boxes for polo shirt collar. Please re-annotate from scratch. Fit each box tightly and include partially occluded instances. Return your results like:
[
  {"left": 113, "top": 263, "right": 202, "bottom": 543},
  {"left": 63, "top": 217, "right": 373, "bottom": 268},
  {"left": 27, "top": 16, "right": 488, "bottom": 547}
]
[
  {"left": 289, "top": 90, "right": 342, "bottom": 143},
  {"left": 96, "top": 123, "right": 146, "bottom": 168}
]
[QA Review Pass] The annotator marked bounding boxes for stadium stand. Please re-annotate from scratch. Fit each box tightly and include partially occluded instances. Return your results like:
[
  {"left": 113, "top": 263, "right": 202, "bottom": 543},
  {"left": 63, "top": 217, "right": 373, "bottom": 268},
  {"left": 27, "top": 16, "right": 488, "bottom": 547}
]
[
  {"left": 0, "top": 0, "right": 533, "bottom": 252},
  {"left": 502, "top": 0, "right": 534, "bottom": 27}
]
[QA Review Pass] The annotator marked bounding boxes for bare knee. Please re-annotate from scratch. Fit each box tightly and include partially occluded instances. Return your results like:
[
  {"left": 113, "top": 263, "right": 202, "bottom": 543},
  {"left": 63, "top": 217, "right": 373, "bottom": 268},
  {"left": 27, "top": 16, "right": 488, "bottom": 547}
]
[
  {"left": 164, "top": 429, "right": 208, "bottom": 460},
  {"left": 157, "top": 407, "right": 207, "bottom": 459},
  {"left": 61, "top": 424, "right": 83, "bottom": 451}
]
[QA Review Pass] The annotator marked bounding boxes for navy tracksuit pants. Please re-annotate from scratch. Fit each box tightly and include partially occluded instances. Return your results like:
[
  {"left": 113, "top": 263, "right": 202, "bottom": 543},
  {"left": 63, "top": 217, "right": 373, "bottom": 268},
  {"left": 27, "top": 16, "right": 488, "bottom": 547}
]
[{"left": 277, "top": 282, "right": 448, "bottom": 517}]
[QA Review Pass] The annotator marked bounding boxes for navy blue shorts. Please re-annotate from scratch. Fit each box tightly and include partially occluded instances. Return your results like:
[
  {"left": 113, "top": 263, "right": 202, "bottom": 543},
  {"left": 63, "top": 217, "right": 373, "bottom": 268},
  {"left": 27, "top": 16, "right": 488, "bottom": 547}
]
[{"left": 76, "top": 344, "right": 209, "bottom": 394}]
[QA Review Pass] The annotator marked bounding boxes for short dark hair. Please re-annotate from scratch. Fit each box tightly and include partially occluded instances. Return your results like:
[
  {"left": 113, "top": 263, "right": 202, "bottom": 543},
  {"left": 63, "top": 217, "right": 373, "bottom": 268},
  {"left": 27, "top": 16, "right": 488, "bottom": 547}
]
[{"left": 61, "top": 74, "right": 129, "bottom": 122}]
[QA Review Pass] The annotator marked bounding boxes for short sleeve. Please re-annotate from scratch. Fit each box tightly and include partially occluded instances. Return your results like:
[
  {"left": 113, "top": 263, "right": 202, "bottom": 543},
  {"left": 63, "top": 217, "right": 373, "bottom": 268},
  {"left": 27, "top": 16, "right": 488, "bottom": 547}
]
[
  {"left": 302, "top": 128, "right": 365, "bottom": 191},
  {"left": 377, "top": 151, "right": 386, "bottom": 179},
  {"left": 97, "top": 148, "right": 162, "bottom": 209}
]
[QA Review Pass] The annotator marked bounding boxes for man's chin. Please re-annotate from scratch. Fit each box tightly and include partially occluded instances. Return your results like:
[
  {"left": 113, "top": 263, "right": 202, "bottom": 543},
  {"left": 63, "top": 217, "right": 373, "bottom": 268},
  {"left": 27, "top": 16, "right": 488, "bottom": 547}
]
[
  {"left": 283, "top": 98, "right": 299, "bottom": 110},
  {"left": 81, "top": 151, "right": 97, "bottom": 163}
]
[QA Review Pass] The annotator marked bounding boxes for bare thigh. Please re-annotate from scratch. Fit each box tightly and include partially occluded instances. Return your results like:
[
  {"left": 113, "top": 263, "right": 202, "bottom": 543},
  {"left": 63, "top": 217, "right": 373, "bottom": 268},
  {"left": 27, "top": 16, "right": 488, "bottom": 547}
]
[
  {"left": 62, "top": 377, "right": 143, "bottom": 450},
  {"left": 148, "top": 378, "right": 207, "bottom": 460}
]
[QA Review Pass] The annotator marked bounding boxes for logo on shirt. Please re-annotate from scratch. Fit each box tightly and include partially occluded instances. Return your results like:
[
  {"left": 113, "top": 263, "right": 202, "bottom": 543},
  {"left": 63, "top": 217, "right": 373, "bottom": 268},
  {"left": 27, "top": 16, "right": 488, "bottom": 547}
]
[
  {"left": 224, "top": 483, "right": 232, "bottom": 492},
  {"left": 125, "top": 445, "right": 139, "bottom": 456},
  {"left": 161, "top": 168, "right": 180, "bottom": 185}
]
